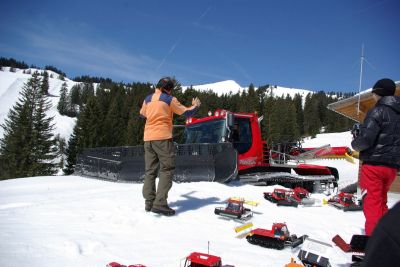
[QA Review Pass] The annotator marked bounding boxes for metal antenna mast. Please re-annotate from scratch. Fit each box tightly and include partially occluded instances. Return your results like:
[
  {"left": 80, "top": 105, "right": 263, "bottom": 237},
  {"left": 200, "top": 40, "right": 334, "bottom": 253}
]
[{"left": 357, "top": 44, "right": 365, "bottom": 116}]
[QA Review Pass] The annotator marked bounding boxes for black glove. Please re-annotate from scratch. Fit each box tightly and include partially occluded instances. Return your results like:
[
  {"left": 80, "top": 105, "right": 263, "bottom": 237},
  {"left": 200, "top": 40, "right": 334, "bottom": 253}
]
[{"left": 351, "top": 123, "right": 361, "bottom": 138}]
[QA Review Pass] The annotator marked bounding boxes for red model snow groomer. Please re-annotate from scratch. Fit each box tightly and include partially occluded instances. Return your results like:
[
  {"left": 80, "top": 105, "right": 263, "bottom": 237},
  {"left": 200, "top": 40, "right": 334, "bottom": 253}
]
[
  {"left": 246, "top": 222, "right": 307, "bottom": 250},
  {"left": 214, "top": 197, "right": 253, "bottom": 221}
]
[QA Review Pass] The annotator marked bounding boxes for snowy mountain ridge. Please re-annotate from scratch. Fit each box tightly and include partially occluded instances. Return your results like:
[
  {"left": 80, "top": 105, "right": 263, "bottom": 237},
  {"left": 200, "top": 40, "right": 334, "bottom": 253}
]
[{"left": 182, "top": 79, "right": 315, "bottom": 98}]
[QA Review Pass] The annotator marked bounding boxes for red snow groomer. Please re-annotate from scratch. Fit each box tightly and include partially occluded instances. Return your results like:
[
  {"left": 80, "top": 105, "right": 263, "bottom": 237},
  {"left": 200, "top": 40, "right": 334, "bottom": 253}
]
[
  {"left": 182, "top": 252, "right": 234, "bottom": 267},
  {"left": 214, "top": 198, "right": 253, "bottom": 221},
  {"left": 328, "top": 192, "right": 362, "bottom": 211},
  {"left": 263, "top": 187, "right": 310, "bottom": 207},
  {"left": 76, "top": 110, "right": 342, "bottom": 193},
  {"left": 246, "top": 223, "right": 307, "bottom": 250}
]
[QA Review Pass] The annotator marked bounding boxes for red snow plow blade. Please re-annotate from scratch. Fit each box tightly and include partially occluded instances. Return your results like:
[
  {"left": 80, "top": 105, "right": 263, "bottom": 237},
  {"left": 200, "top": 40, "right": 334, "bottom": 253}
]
[
  {"left": 332, "top": 234, "right": 368, "bottom": 253},
  {"left": 75, "top": 143, "right": 238, "bottom": 183},
  {"left": 296, "top": 145, "right": 357, "bottom": 162}
]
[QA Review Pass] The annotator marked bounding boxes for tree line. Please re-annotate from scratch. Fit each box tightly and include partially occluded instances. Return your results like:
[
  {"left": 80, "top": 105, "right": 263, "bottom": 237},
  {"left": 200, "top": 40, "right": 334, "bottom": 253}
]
[{"left": 60, "top": 79, "right": 354, "bottom": 174}]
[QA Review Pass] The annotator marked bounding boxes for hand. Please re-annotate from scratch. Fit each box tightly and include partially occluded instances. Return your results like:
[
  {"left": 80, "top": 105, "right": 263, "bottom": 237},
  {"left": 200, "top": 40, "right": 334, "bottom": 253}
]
[
  {"left": 351, "top": 123, "right": 360, "bottom": 139},
  {"left": 192, "top": 97, "right": 201, "bottom": 107}
]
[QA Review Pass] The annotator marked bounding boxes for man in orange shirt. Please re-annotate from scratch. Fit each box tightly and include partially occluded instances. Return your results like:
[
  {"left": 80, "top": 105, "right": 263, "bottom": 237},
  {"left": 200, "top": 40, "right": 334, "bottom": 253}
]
[{"left": 140, "top": 77, "right": 201, "bottom": 216}]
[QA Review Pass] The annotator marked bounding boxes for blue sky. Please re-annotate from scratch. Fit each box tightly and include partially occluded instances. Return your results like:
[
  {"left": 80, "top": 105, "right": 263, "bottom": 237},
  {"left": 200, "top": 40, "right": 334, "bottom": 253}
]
[{"left": 1, "top": 0, "right": 399, "bottom": 92}]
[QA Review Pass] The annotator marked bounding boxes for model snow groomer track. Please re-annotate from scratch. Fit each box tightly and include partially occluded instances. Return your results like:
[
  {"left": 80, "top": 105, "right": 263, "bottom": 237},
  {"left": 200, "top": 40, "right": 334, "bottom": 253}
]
[{"left": 76, "top": 110, "right": 342, "bottom": 192}]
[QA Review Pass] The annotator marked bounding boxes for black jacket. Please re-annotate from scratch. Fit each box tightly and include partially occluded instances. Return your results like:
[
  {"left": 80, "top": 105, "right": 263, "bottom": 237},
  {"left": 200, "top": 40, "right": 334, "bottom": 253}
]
[
  {"left": 351, "top": 96, "right": 400, "bottom": 169},
  {"left": 362, "top": 201, "right": 400, "bottom": 267}
]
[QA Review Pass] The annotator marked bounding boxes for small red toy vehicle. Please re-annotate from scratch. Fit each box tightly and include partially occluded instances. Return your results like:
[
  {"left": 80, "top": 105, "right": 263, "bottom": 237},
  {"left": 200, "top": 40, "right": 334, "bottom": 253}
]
[
  {"left": 214, "top": 198, "right": 253, "bottom": 220},
  {"left": 328, "top": 192, "right": 362, "bottom": 211},
  {"left": 246, "top": 223, "right": 307, "bottom": 250},
  {"left": 264, "top": 187, "right": 310, "bottom": 207},
  {"left": 182, "top": 252, "right": 234, "bottom": 267}
]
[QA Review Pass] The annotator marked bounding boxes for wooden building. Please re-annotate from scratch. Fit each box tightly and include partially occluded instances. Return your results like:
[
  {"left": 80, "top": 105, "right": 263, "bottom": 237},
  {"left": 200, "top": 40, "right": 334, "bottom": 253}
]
[{"left": 327, "top": 82, "right": 400, "bottom": 192}]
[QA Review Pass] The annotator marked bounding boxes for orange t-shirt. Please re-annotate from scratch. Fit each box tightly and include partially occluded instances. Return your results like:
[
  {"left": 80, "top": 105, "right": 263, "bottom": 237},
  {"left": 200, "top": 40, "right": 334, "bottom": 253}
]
[{"left": 140, "top": 89, "right": 198, "bottom": 141}]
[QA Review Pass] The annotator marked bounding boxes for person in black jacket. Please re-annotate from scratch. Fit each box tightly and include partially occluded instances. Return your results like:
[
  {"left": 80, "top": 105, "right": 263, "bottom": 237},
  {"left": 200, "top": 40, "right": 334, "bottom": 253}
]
[
  {"left": 351, "top": 78, "right": 400, "bottom": 236},
  {"left": 361, "top": 201, "right": 400, "bottom": 267}
]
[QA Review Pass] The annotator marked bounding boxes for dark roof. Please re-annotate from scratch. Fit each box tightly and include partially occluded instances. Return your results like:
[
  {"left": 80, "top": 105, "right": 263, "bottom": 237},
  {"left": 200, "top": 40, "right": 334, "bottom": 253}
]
[{"left": 328, "top": 82, "right": 400, "bottom": 122}]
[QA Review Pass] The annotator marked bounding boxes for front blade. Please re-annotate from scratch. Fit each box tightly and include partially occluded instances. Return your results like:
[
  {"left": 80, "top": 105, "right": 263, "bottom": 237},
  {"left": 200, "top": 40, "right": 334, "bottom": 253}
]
[{"left": 75, "top": 143, "right": 238, "bottom": 183}]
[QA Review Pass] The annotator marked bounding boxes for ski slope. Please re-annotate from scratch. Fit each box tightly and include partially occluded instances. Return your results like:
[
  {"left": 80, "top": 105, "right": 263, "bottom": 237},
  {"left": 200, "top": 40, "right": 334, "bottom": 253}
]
[
  {"left": 1, "top": 132, "right": 399, "bottom": 267},
  {"left": 0, "top": 68, "right": 77, "bottom": 141}
]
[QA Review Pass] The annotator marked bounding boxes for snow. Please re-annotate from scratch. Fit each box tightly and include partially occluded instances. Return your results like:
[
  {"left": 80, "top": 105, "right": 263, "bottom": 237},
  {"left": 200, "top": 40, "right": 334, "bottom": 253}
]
[
  {"left": 182, "top": 80, "right": 245, "bottom": 95},
  {"left": 1, "top": 131, "right": 399, "bottom": 267},
  {"left": 182, "top": 79, "right": 314, "bottom": 99}
]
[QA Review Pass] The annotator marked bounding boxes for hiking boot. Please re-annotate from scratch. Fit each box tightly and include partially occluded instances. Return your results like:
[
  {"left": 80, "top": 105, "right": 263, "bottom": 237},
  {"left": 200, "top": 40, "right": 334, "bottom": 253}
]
[
  {"left": 151, "top": 204, "right": 175, "bottom": 216},
  {"left": 145, "top": 201, "right": 153, "bottom": 212}
]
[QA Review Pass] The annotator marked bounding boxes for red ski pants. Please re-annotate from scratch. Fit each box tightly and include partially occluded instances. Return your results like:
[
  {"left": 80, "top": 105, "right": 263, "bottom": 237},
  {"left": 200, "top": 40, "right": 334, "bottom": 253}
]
[{"left": 360, "top": 164, "right": 397, "bottom": 236}]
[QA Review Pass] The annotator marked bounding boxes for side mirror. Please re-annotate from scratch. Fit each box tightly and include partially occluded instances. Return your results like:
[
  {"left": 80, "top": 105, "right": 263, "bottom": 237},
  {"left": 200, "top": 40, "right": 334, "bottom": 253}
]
[{"left": 227, "top": 113, "right": 235, "bottom": 129}]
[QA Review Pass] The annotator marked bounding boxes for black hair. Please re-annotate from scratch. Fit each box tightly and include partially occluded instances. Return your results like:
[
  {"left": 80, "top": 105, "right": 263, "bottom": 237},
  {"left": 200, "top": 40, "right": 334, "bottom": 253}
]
[{"left": 156, "top": 77, "right": 174, "bottom": 91}]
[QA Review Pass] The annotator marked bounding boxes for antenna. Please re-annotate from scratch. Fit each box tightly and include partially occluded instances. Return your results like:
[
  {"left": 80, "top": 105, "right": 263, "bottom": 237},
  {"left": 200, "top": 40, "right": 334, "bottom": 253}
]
[{"left": 357, "top": 44, "right": 364, "bottom": 116}]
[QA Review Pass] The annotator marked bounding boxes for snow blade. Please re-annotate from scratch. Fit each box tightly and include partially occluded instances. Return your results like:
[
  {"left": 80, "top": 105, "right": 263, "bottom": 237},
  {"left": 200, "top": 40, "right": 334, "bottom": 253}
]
[
  {"left": 298, "top": 237, "right": 332, "bottom": 267},
  {"left": 291, "top": 235, "right": 308, "bottom": 248},
  {"left": 277, "top": 200, "right": 299, "bottom": 207},
  {"left": 332, "top": 235, "right": 351, "bottom": 252},
  {"left": 235, "top": 222, "right": 253, "bottom": 233},
  {"left": 343, "top": 205, "right": 363, "bottom": 212},
  {"left": 75, "top": 143, "right": 238, "bottom": 183}
]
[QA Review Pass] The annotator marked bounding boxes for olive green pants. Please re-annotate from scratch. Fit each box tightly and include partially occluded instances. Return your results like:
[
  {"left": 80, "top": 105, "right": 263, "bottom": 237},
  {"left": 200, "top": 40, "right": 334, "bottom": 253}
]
[{"left": 142, "top": 139, "right": 175, "bottom": 206}]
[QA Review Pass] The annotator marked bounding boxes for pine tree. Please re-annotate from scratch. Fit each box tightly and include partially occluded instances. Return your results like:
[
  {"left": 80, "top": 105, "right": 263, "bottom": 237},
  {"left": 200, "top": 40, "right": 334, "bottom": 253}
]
[
  {"left": 64, "top": 124, "right": 80, "bottom": 175},
  {"left": 79, "top": 96, "right": 102, "bottom": 148},
  {"left": 303, "top": 93, "right": 322, "bottom": 137},
  {"left": 103, "top": 95, "right": 126, "bottom": 146},
  {"left": 280, "top": 96, "right": 300, "bottom": 142},
  {"left": 80, "top": 83, "right": 95, "bottom": 105},
  {"left": 55, "top": 134, "right": 66, "bottom": 170},
  {"left": 246, "top": 83, "right": 259, "bottom": 113},
  {"left": 57, "top": 82, "right": 68, "bottom": 115},
  {"left": 125, "top": 107, "right": 145, "bottom": 145},
  {"left": 293, "top": 94, "right": 304, "bottom": 136},
  {"left": 31, "top": 92, "right": 58, "bottom": 175},
  {"left": 41, "top": 71, "right": 49, "bottom": 95},
  {"left": 66, "top": 85, "right": 80, "bottom": 117},
  {"left": 70, "top": 84, "right": 81, "bottom": 106},
  {"left": 0, "top": 72, "right": 58, "bottom": 179}
]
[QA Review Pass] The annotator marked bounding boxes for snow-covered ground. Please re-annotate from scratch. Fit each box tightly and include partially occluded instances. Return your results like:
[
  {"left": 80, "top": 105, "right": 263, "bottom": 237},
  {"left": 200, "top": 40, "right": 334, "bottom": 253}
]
[{"left": 1, "top": 132, "right": 399, "bottom": 267}]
